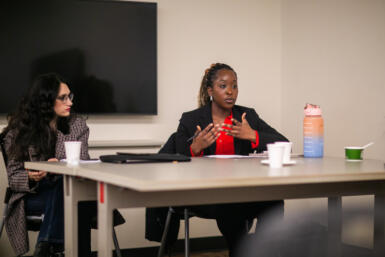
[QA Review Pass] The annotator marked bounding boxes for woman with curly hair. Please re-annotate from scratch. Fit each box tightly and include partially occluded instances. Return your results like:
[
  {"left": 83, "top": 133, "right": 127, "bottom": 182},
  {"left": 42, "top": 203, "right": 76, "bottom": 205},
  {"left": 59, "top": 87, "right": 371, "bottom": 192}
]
[
  {"left": 175, "top": 63, "right": 289, "bottom": 257},
  {"left": 2, "top": 73, "right": 90, "bottom": 257}
]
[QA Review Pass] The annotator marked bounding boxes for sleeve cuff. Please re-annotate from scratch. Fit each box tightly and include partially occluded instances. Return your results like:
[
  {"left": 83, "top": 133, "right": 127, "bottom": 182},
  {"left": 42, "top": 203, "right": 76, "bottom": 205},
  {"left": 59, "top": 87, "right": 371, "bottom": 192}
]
[
  {"left": 251, "top": 130, "right": 259, "bottom": 149},
  {"left": 190, "top": 146, "right": 203, "bottom": 157}
]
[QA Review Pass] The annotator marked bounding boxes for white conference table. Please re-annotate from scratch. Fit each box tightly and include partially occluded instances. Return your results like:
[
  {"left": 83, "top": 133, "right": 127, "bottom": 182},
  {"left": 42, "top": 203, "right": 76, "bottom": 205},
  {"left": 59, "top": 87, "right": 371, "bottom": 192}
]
[{"left": 25, "top": 157, "right": 385, "bottom": 257}]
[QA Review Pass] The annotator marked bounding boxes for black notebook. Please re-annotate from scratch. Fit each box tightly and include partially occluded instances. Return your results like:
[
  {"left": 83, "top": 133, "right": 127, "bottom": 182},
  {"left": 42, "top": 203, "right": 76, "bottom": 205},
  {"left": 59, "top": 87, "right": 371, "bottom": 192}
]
[{"left": 100, "top": 153, "right": 191, "bottom": 164}]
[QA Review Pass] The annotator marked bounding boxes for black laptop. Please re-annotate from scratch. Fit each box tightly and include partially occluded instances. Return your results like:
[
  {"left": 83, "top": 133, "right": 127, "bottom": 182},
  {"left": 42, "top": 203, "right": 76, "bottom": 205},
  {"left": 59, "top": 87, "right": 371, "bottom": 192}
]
[{"left": 99, "top": 152, "right": 191, "bottom": 164}]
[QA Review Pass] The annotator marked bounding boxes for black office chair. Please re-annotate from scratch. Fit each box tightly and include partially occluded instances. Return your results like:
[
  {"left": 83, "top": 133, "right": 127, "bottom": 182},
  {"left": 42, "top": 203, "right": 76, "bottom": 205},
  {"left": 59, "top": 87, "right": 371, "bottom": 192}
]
[
  {"left": 154, "top": 133, "right": 251, "bottom": 257},
  {"left": 0, "top": 132, "right": 123, "bottom": 257}
]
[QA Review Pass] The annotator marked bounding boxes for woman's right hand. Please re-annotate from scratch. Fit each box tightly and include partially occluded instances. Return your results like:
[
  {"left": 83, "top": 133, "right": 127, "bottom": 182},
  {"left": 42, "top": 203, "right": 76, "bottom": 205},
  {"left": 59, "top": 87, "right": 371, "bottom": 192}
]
[{"left": 190, "top": 123, "right": 221, "bottom": 155}]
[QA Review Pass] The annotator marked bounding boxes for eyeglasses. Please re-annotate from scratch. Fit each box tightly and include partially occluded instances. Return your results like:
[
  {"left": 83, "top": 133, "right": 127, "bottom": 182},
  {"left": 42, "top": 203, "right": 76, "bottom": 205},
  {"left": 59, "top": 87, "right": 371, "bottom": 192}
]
[{"left": 56, "top": 92, "right": 74, "bottom": 103}]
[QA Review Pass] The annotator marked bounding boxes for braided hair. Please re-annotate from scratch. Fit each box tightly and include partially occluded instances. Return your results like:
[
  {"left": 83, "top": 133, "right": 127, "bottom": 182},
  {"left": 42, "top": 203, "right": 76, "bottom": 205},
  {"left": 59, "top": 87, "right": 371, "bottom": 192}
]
[{"left": 198, "top": 63, "right": 237, "bottom": 108}]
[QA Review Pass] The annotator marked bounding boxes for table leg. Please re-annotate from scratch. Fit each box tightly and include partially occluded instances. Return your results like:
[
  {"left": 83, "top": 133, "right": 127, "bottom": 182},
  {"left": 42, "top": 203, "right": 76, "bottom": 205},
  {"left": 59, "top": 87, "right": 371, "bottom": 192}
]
[
  {"left": 98, "top": 182, "right": 114, "bottom": 257},
  {"left": 64, "top": 175, "right": 78, "bottom": 257},
  {"left": 327, "top": 196, "right": 342, "bottom": 257},
  {"left": 64, "top": 175, "right": 96, "bottom": 257},
  {"left": 374, "top": 194, "right": 385, "bottom": 257}
]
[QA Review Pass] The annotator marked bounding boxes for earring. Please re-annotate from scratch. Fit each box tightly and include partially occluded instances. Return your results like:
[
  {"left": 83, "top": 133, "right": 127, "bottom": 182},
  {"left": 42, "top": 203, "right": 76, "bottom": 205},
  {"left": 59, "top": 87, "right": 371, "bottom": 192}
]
[{"left": 210, "top": 95, "right": 213, "bottom": 101}]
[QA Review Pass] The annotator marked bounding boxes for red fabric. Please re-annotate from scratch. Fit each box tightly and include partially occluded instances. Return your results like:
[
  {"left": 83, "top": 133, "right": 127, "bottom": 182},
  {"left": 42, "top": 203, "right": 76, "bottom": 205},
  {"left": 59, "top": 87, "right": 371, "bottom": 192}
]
[
  {"left": 190, "top": 146, "right": 203, "bottom": 157},
  {"left": 215, "top": 114, "right": 235, "bottom": 155},
  {"left": 251, "top": 130, "right": 259, "bottom": 149}
]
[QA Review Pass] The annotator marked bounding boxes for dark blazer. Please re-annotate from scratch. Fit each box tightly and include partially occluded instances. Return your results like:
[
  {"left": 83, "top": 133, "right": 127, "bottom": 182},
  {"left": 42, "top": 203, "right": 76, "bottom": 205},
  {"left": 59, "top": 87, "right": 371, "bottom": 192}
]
[
  {"left": 145, "top": 105, "right": 288, "bottom": 245},
  {"left": 4, "top": 116, "right": 90, "bottom": 256},
  {"left": 176, "top": 104, "right": 288, "bottom": 156}
]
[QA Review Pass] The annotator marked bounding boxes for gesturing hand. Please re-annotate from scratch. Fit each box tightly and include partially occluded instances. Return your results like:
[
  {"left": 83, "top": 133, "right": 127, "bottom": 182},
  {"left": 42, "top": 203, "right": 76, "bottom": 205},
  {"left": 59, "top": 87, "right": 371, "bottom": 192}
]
[
  {"left": 222, "top": 113, "right": 256, "bottom": 142},
  {"left": 190, "top": 123, "right": 221, "bottom": 155}
]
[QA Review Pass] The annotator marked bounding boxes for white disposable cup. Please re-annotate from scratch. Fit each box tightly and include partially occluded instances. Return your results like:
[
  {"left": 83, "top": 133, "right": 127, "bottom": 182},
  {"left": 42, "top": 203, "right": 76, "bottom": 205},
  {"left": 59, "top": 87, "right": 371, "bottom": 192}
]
[
  {"left": 275, "top": 142, "right": 292, "bottom": 163},
  {"left": 64, "top": 141, "right": 81, "bottom": 166},
  {"left": 267, "top": 143, "right": 284, "bottom": 168}
]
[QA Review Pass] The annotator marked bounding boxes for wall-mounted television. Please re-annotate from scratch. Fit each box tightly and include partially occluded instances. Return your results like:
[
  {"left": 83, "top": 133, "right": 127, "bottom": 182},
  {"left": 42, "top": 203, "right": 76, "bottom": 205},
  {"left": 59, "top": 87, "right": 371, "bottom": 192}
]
[{"left": 0, "top": 0, "right": 157, "bottom": 115}]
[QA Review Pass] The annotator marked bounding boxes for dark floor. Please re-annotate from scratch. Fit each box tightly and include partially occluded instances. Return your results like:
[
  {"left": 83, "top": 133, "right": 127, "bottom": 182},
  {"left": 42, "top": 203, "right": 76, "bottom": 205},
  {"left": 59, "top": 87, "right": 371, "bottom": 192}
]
[
  {"left": 24, "top": 245, "right": 374, "bottom": 257},
  {"left": 23, "top": 238, "right": 375, "bottom": 257},
  {"left": 172, "top": 250, "right": 228, "bottom": 257}
]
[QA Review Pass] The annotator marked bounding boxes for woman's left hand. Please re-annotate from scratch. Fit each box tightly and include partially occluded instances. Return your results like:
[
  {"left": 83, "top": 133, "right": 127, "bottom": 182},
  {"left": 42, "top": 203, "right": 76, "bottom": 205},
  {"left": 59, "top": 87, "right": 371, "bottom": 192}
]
[
  {"left": 27, "top": 158, "right": 59, "bottom": 181},
  {"left": 222, "top": 113, "right": 256, "bottom": 142}
]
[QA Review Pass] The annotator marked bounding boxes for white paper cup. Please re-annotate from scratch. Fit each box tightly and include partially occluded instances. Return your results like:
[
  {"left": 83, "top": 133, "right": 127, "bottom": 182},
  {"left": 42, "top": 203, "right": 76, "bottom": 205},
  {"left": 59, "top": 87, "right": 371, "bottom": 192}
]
[
  {"left": 275, "top": 142, "right": 292, "bottom": 163},
  {"left": 267, "top": 143, "right": 284, "bottom": 168},
  {"left": 64, "top": 141, "right": 81, "bottom": 166}
]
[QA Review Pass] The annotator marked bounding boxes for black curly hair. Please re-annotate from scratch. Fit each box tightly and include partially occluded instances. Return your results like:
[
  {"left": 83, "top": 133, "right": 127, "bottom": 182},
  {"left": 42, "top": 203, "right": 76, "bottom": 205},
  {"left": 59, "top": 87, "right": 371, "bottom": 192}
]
[
  {"left": 198, "top": 63, "right": 237, "bottom": 108},
  {"left": 3, "top": 73, "right": 72, "bottom": 161}
]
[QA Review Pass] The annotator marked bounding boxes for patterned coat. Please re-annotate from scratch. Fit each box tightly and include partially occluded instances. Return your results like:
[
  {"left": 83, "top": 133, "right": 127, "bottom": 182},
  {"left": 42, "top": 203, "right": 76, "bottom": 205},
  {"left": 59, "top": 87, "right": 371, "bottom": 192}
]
[{"left": 4, "top": 117, "right": 90, "bottom": 256}]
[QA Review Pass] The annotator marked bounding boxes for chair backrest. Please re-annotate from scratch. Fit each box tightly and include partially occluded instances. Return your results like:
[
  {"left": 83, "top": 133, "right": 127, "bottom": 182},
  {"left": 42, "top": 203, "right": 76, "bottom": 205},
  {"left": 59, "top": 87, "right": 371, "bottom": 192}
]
[
  {"left": 0, "top": 132, "right": 10, "bottom": 194},
  {"left": 0, "top": 132, "right": 11, "bottom": 194},
  {"left": 0, "top": 132, "right": 8, "bottom": 171}
]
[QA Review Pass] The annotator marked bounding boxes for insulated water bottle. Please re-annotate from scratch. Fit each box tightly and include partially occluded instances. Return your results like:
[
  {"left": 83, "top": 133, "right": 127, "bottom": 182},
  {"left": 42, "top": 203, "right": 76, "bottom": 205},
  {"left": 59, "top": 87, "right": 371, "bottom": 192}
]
[{"left": 303, "top": 103, "right": 324, "bottom": 158}]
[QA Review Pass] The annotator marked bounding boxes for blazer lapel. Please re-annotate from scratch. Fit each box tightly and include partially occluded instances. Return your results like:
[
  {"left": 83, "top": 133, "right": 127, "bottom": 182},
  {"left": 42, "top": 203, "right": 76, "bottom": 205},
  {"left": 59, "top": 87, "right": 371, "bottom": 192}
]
[{"left": 232, "top": 106, "right": 243, "bottom": 155}]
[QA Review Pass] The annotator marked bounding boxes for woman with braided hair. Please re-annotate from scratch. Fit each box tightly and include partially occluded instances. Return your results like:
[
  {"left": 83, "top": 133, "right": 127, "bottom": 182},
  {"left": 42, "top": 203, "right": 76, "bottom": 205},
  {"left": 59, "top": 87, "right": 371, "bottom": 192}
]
[{"left": 175, "top": 63, "right": 288, "bottom": 256}]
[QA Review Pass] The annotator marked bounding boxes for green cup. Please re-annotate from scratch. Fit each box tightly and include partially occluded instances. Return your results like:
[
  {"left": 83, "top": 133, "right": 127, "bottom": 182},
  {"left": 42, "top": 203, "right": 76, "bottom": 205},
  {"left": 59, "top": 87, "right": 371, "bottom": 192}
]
[{"left": 344, "top": 147, "right": 363, "bottom": 161}]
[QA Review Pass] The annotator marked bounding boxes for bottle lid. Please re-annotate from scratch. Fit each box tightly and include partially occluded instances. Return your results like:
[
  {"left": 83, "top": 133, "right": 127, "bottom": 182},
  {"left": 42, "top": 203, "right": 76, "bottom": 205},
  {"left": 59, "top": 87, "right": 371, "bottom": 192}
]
[{"left": 304, "top": 103, "right": 322, "bottom": 116}]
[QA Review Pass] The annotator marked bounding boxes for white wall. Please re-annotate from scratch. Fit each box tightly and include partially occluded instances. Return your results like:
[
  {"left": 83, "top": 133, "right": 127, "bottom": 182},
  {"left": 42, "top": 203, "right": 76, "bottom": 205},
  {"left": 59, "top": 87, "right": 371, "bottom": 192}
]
[
  {"left": 281, "top": 0, "right": 385, "bottom": 159},
  {"left": 1, "top": 0, "right": 384, "bottom": 255}
]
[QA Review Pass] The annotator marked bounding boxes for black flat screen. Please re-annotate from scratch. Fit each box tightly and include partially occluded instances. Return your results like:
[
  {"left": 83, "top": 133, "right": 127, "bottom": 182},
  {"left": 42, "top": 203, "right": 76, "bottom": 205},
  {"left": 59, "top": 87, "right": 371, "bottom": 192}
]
[{"left": 0, "top": 0, "right": 157, "bottom": 114}]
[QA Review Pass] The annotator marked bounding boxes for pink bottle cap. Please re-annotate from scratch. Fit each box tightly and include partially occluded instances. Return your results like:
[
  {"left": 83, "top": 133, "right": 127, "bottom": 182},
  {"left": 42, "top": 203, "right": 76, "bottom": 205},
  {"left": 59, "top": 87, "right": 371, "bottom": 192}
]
[{"left": 304, "top": 103, "right": 322, "bottom": 116}]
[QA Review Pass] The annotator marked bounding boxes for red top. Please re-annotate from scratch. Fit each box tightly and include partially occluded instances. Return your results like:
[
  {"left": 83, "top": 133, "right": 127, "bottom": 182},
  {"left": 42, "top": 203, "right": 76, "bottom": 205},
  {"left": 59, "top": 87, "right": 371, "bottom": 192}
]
[
  {"left": 190, "top": 113, "right": 259, "bottom": 156},
  {"left": 215, "top": 114, "right": 235, "bottom": 155}
]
